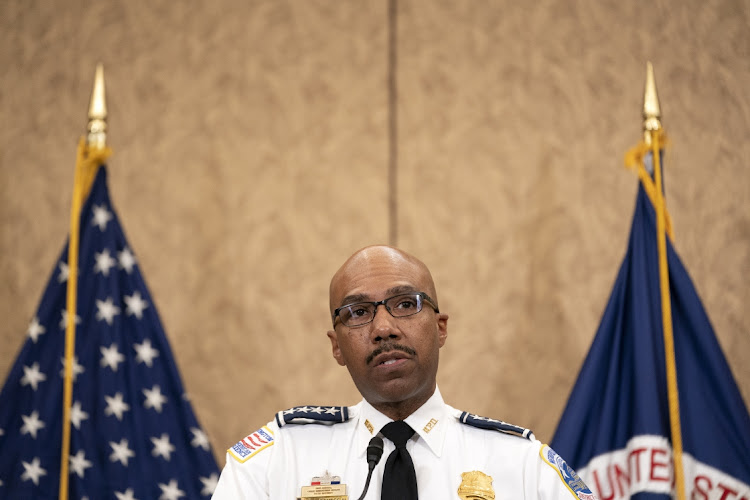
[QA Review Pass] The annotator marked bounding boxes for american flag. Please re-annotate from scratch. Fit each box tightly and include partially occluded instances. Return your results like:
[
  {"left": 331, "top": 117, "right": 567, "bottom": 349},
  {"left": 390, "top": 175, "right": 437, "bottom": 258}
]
[{"left": 0, "top": 165, "right": 220, "bottom": 499}]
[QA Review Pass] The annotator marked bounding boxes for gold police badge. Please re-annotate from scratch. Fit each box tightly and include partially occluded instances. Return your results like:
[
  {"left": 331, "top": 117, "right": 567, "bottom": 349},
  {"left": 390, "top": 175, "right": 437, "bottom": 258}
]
[{"left": 457, "top": 470, "right": 495, "bottom": 500}]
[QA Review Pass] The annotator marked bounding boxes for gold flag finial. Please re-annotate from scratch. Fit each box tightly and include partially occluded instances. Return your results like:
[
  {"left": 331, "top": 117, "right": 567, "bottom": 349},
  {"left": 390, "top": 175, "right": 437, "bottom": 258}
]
[
  {"left": 643, "top": 61, "right": 662, "bottom": 145},
  {"left": 87, "top": 63, "right": 107, "bottom": 150}
]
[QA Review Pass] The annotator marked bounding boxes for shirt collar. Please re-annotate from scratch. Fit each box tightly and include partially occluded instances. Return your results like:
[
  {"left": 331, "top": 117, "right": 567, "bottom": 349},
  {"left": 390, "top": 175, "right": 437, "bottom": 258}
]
[{"left": 354, "top": 386, "right": 450, "bottom": 458}]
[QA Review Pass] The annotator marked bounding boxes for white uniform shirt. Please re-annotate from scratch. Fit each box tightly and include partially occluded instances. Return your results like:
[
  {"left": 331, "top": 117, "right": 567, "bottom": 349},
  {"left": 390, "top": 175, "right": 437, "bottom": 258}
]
[{"left": 212, "top": 388, "right": 595, "bottom": 499}]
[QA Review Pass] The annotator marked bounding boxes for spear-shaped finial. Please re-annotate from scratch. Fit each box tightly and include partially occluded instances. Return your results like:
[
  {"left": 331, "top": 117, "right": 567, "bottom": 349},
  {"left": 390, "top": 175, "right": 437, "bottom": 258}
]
[
  {"left": 87, "top": 63, "right": 107, "bottom": 150},
  {"left": 643, "top": 61, "right": 662, "bottom": 145}
]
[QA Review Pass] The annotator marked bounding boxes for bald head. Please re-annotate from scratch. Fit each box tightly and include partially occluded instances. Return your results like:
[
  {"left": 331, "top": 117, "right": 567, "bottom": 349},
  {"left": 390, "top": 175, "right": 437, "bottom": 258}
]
[{"left": 329, "top": 245, "right": 439, "bottom": 314}]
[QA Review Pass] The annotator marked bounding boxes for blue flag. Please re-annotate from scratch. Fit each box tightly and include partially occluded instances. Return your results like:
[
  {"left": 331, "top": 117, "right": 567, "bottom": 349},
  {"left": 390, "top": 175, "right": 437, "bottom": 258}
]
[
  {"left": 0, "top": 166, "right": 220, "bottom": 498},
  {"left": 551, "top": 153, "right": 750, "bottom": 499}
]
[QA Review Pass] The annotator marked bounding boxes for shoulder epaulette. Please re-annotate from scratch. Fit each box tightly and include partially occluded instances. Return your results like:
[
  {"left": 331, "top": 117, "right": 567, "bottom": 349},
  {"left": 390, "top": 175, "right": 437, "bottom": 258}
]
[
  {"left": 275, "top": 405, "right": 351, "bottom": 427},
  {"left": 457, "top": 411, "right": 535, "bottom": 440}
]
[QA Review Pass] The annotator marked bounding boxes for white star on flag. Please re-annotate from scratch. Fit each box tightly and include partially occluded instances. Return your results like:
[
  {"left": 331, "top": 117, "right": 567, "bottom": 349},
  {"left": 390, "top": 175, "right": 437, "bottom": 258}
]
[
  {"left": 69, "top": 449, "right": 93, "bottom": 478},
  {"left": 199, "top": 473, "right": 219, "bottom": 496},
  {"left": 151, "top": 433, "right": 176, "bottom": 461},
  {"left": 324, "top": 407, "right": 340, "bottom": 415},
  {"left": 57, "top": 261, "right": 70, "bottom": 283},
  {"left": 94, "top": 249, "right": 117, "bottom": 276},
  {"left": 109, "top": 438, "right": 135, "bottom": 466},
  {"left": 27, "top": 317, "right": 46, "bottom": 343},
  {"left": 96, "top": 297, "right": 121, "bottom": 325},
  {"left": 70, "top": 401, "right": 89, "bottom": 430},
  {"left": 92, "top": 204, "right": 113, "bottom": 231},
  {"left": 20, "top": 410, "right": 45, "bottom": 439},
  {"left": 20, "top": 363, "right": 47, "bottom": 391},
  {"left": 59, "top": 309, "right": 82, "bottom": 330},
  {"left": 190, "top": 427, "right": 210, "bottom": 451},
  {"left": 134, "top": 339, "right": 159, "bottom": 366},
  {"left": 124, "top": 291, "right": 149, "bottom": 319},
  {"left": 309, "top": 406, "right": 324, "bottom": 414},
  {"left": 118, "top": 247, "right": 137, "bottom": 273},
  {"left": 143, "top": 385, "right": 168, "bottom": 413},
  {"left": 158, "top": 478, "right": 185, "bottom": 500},
  {"left": 104, "top": 392, "right": 131, "bottom": 421},
  {"left": 59, "top": 356, "right": 85, "bottom": 382},
  {"left": 20, "top": 457, "right": 47, "bottom": 485},
  {"left": 115, "top": 488, "right": 138, "bottom": 500},
  {"left": 101, "top": 343, "right": 126, "bottom": 371}
]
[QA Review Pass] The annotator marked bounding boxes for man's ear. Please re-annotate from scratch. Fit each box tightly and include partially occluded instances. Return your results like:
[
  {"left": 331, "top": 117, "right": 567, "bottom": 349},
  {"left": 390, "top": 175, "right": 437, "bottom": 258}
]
[
  {"left": 437, "top": 313, "right": 449, "bottom": 348},
  {"left": 327, "top": 330, "right": 347, "bottom": 366}
]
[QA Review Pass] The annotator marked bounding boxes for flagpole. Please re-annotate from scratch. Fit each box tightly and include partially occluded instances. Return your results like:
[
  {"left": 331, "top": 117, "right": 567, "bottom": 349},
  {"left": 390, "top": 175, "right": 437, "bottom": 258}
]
[
  {"left": 59, "top": 63, "right": 112, "bottom": 500},
  {"left": 643, "top": 62, "right": 686, "bottom": 500}
]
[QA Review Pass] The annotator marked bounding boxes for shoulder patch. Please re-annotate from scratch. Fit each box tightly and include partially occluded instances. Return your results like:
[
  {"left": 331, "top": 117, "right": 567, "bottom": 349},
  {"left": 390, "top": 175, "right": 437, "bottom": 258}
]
[
  {"left": 540, "top": 445, "right": 596, "bottom": 500},
  {"left": 275, "top": 405, "right": 351, "bottom": 427},
  {"left": 228, "top": 425, "right": 275, "bottom": 463},
  {"left": 457, "top": 411, "right": 535, "bottom": 440}
]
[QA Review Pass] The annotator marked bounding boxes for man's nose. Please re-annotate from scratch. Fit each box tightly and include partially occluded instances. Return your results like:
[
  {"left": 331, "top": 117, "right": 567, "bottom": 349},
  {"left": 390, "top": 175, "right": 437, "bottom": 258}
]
[{"left": 370, "top": 304, "right": 400, "bottom": 342}]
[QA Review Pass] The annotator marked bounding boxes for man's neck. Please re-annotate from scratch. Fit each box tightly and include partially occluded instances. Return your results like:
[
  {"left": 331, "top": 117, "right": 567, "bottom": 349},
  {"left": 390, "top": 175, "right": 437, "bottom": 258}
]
[{"left": 370, "top": 387, "right": 435, "bottom": 421}]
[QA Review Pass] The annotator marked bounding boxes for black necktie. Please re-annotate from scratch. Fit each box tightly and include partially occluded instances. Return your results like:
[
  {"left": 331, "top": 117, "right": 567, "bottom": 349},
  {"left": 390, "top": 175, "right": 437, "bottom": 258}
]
[{"left": 380, "top": 421, "right": 418, "bottom": 499}]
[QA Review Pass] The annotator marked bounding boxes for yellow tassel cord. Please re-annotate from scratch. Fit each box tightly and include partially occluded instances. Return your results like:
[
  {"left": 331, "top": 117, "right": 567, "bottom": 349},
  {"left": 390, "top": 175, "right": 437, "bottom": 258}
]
[
  {"left": 625, "top": 130, "right": 685, "bottom": 499},
  {"left": 624, "top": 136, "right": 674, "bottom": 240},
  {"left": 59, "top": 138, "right": 112, "bottom": 500}
]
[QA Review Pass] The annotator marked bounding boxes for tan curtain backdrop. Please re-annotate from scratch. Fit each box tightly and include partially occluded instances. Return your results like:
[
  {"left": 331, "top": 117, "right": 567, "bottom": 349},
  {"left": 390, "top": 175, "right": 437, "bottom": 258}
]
[{"left": 1, "top": 1, "right": 748, "bottom": 463}]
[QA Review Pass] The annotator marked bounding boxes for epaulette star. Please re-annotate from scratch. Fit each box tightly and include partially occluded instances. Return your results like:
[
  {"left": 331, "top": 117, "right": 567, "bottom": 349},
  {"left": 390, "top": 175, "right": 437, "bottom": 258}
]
[
  {"left": 458, "top": 411, "right": 534, "bottom": 440},
  {"left": 275, "top": 405, "right": 350, "bottom": 427}
]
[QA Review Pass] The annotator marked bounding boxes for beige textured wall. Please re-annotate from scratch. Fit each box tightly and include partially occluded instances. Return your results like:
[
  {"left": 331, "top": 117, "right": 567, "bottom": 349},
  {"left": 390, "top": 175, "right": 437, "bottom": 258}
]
[{"left": 1, "top": 0, "right": 748, "bottom": 466}]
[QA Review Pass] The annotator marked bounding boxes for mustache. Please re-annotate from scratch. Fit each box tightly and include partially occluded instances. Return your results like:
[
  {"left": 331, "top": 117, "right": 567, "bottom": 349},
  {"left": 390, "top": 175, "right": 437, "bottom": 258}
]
[{"left": 366, "top": 342, "right": 416, "bottom": 365}]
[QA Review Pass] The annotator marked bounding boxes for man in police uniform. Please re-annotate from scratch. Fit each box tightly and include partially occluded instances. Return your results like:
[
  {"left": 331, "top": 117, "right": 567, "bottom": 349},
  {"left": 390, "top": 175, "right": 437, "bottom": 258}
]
[{"left": 212, "top": 245, "right": 596, "bottom": 499}]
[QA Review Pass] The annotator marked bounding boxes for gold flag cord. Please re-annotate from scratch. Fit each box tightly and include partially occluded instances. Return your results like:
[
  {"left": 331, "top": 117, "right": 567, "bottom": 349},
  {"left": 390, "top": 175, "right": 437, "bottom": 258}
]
[
  {"left": 624, "top": 135, "right": 673, "bottom": 240},
  {"left": 625, "top": 128, "right": 685, "bottom": 498},
  {"left": 650, "top": 130, "right": 686, "bottom": 500},
  {"left": 59, "top": 138, "right": 112, "bottom": 500}
]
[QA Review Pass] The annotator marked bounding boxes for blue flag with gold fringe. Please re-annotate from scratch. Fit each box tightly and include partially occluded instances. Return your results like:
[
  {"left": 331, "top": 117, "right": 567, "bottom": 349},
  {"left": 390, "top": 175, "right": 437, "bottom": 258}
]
[
  {"left": 551, "top": 143, "right": 750, "bottom": 498},
  {"left": 0, "top": 164, "right": 220, "bottom": 498}
]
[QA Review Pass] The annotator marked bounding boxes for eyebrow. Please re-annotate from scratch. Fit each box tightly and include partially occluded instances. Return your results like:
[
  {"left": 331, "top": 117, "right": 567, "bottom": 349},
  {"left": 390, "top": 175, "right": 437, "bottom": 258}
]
[{"left": 339, "top": 285, "right": 419, "bottom": 308}]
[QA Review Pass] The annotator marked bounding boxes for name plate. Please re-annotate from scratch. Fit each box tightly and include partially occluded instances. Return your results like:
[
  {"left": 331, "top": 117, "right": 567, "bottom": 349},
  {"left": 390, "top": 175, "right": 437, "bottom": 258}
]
[
  {"left": 299, "top": 484, "right": 347, "bottom": 500},
  {"left": 298, "top": 497, "right": 347, "bottom": 500}
]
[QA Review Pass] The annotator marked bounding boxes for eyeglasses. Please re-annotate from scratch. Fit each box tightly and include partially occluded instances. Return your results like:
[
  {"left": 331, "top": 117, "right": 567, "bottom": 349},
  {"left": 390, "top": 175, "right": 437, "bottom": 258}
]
[{"left": 332, "top": 292, "right": 439, "bottom": 328}]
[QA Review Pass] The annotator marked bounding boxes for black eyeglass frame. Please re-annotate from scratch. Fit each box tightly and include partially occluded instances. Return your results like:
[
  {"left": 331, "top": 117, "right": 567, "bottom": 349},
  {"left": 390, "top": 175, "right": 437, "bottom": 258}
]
[{"left": 331, "top": 291, "right": 440, "bottom": 328}]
